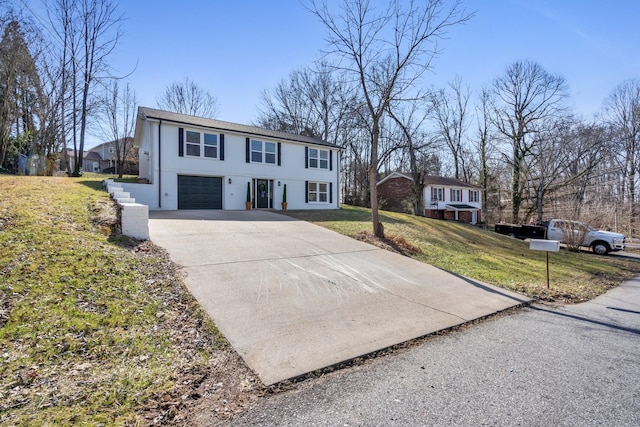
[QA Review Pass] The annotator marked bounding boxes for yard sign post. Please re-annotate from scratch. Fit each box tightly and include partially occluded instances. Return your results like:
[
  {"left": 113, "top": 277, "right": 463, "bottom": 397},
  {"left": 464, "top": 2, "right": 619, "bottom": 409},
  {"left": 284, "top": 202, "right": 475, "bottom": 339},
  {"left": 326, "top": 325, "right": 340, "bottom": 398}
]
[{"left": 529, "top": 239, "right": 560, "bottom": 289}]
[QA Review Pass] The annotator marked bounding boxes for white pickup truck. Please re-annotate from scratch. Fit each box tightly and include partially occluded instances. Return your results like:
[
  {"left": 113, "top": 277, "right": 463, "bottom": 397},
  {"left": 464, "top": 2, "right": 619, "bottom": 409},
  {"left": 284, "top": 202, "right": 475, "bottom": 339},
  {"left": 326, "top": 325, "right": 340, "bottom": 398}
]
[{"left": 546, "top": 219, "right": 626, "bottom": 255}]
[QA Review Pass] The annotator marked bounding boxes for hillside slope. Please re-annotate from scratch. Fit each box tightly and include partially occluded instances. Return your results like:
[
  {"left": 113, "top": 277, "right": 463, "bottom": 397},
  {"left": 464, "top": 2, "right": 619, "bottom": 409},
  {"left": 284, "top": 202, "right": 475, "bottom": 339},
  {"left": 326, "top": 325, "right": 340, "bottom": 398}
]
[{"left": 285, "top": 205, "right": 640, "bottom": 303}]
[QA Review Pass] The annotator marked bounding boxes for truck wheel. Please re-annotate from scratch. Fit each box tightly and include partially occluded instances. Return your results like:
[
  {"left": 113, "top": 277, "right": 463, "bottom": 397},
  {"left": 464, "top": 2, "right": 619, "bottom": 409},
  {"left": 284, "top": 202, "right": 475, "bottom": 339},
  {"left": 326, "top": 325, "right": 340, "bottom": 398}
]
[{"left": 592, "top": 241, "right": 610, "bottom": 255}]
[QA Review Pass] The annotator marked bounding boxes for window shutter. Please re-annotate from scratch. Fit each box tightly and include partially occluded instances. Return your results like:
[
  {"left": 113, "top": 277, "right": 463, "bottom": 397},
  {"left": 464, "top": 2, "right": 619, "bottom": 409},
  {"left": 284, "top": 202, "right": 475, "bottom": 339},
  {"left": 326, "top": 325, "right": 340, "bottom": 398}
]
[
  {"left": 329, "top": 150, "right": 333, "bottom": 171},
  {"left": 330, "top": 182, "right": 333, "bottom": 204},
  {"left": 246, "top": 138, "right": 250, "bottom": 163},
  {"left": 178, "top": 128, "right": 184, "bottom": 157},
  {"left": 450, "top": 189, "right": 452, "bottom": 201},
  {"left": 277, "top": 142, "right": 281, "bottom": 166},
  {"left": 305, "top": 147, "right": 308, "bottom": 168},
  {"left": 305, "top": 181, "right": 309, "bottom": 203},
  {"left": 220, "top": 134, "right": 225, "bottom": 160}
]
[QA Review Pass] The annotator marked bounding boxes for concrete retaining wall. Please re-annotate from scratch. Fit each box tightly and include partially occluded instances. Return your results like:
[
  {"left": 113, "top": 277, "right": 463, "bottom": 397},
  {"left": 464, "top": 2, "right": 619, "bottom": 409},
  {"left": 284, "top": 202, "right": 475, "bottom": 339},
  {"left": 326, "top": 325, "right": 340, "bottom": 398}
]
[{"left": 103, "top": 179, "right": 149, "bottom": 240}]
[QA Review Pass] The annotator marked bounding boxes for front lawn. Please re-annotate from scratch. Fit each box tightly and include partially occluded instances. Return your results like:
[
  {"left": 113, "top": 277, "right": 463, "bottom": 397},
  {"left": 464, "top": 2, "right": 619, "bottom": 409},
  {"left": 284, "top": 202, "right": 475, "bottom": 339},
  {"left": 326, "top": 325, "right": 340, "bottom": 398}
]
[{"left": 284, "top": 206, "right": 640, "bottom": 303}]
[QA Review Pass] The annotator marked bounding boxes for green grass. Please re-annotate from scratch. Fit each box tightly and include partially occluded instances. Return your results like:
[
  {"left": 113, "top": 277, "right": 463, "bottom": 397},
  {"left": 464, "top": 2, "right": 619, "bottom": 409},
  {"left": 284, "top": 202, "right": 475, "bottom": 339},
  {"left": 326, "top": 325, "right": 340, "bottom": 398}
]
[
  {"left": 0, "top": 175, "right": 231, "bottom": 425},
  {"left": 285, "top": 205, "right": 640, "bottom": 302}
]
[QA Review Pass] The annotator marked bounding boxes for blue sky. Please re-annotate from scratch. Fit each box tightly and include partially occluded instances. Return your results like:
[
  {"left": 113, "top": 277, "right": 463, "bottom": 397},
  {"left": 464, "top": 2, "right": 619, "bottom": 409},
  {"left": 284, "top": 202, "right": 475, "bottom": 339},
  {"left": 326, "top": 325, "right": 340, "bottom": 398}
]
[{"left": 109, "top": 0, "right": 640, "bottom": 132}]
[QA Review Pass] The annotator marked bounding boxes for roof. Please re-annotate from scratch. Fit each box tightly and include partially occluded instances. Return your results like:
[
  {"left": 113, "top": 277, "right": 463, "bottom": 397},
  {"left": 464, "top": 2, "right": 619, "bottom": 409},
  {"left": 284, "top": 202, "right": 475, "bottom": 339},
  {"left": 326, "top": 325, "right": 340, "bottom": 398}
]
[
  {"left": 446, "top": 204, "right": 480, "bottom": 211},
  {"left": 376, "top": 171, "right": 413, "bottom": 186},
  {"left": 377, "top": 172, "right": 481, "bottom": 190},
  {"left": 84, "top": 151, "right": 102, "bottom": 160},
  {"left": 424, "top": 176, "right": 481, "bottom": 190},
  {"left": 136, "top": 107, "right": 337, "bottom": 148}
]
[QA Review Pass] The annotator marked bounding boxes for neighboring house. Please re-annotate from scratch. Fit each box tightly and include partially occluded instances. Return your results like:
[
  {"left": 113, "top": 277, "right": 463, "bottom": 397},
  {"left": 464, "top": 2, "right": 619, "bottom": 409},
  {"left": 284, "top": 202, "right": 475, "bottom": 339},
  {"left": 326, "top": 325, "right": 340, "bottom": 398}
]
[
  {"left": 90, "top": 138, "right": 138, "bottom": 174},
  {"left": 121, "top": 107, "right": 341, "bottom": 211},
  {"left": 377, "top": 172, "right": 482, "bottom": 224},
  {"left": 377, "top": 172, "right": 416, "bottom": 213},
  {"left": 59, "top": 139, "right": 138, "bottom": 174}
]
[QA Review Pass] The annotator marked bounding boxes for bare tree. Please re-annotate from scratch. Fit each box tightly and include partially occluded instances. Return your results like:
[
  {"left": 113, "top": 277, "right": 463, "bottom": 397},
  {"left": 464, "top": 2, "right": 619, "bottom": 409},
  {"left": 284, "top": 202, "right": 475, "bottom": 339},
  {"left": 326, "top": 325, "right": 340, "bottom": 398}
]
[
  {"left": 603, "top": 79, "right": 640, "bottom": 235},
  {"left": 473, "top": 87, "right": 496, "bottom": 227},
  {"left": 387, "top": 98, "right": 437, "bottom": 215},
  {"left": 491, "top": 60, "right": 568, "bottom": 223},
  {"left": 100, "top": 80, "right": 136, "bottom": 178},
  {"left": 429, "top": 75, "right": 471, "bottom": 181},
  {"left": 156, "top": 77, "right": 219, "bottom": 118},
  {"left": 309, "top": 0, "right": 472, "bottom": 237},
  {"left": 523, "top": 118, "right": 602, "bottom": 222},
  {"left": 45, "top": 0, "right": 123, "bottom": 176}
]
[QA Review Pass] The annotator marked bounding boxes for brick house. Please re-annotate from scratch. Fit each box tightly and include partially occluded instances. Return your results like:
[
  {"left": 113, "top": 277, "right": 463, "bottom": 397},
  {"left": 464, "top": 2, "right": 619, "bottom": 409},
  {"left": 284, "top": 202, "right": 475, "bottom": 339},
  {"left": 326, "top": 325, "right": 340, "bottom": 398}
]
[{"left": 377, "top": 172, "right": 482, "bottom": 224}]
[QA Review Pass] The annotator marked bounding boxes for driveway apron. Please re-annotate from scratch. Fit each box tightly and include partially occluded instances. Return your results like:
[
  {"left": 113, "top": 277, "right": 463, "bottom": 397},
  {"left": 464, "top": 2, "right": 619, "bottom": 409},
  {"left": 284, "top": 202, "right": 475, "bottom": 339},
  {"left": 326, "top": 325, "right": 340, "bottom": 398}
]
[{"left": 149, "top": 210, "right": 530, "bottom": 385}]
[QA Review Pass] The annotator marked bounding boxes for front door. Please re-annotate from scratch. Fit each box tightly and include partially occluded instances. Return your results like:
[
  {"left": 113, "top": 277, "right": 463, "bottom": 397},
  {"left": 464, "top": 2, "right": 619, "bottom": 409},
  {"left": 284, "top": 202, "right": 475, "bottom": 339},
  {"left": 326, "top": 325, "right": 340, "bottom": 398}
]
[{"left": 256, "top": 179, "right": 270, "bottom": 208}]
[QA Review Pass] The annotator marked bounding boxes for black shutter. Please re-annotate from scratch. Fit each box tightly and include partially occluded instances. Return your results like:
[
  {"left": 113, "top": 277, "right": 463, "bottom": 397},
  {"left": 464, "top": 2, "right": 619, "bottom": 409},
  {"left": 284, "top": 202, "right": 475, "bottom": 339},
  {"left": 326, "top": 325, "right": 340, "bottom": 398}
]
[
  {"left": 305, "top": 147, "right": 308, "bottom": 168},
  {"left": 178, "top": 128, "right": 184, "bottom": 157},
  {"left": 330, "top": 182, "right": 333, "bottom": 204},
  {"left": 246, "top": 138, "right": 250, "bottom": 163},
  {"left": 305, "top": 180, "right": 309, "bottom": 203},
  {"left": 329, "top": 150, "right": 333, "bottom": 171},
  {"left": 220, "top": 134, "right": 225, "bottom": 160},
  {"left": 277, "top": 142, "right": 281, "bottom": 166}
]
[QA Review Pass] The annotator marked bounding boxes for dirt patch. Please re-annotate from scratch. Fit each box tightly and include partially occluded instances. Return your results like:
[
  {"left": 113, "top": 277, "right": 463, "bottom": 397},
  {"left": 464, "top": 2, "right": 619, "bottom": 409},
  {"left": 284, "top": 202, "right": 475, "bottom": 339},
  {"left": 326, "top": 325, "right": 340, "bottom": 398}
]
[{"left": 354, "top": 231, "right": 422, "bottom": 257}]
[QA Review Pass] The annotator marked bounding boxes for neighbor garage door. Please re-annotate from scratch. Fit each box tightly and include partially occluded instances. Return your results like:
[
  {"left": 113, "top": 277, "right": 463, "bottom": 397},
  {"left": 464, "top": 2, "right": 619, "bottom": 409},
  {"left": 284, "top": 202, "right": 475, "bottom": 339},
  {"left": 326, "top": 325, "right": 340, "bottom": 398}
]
[{"left": 177, "top": 175, "right": 222, "bottom": 209}]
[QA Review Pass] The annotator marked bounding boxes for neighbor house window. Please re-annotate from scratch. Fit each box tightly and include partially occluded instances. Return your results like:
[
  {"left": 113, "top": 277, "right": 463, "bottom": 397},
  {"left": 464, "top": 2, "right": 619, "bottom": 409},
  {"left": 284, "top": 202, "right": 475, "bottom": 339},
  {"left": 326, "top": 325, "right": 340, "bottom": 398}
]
[
  {"left": 251, "top": 139, "right": 276, "bottom": 164},
  {"left": 469, "top": 190, "right": 479, "bottom": 203},
  {"left": 451, "top": 189, "right": 462, "bottom": 202},
  {"left": 308, "top": 182, "right": 328, "bottom": 203},
  {"left": 308, "top": 148, "right": 329, "bottom": 169},
  {"left": 433, "top": 188, "right": 444, "bottom": 201}
]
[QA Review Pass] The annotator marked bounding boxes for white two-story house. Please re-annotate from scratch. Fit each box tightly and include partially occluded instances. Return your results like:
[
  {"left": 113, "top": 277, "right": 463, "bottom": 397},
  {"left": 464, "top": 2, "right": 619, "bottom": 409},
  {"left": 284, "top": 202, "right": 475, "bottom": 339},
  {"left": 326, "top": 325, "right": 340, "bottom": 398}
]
[{"left": 121, "top": 107, "right": 340, "bottom": 211}]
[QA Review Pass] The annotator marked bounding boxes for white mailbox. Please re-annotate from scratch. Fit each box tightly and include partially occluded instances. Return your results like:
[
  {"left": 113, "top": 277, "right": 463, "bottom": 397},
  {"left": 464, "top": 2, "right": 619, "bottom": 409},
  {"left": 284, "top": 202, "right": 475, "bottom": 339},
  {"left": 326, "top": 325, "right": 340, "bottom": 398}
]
[{"left": 529, "top": 239, "right": 560, "bottom": 252}]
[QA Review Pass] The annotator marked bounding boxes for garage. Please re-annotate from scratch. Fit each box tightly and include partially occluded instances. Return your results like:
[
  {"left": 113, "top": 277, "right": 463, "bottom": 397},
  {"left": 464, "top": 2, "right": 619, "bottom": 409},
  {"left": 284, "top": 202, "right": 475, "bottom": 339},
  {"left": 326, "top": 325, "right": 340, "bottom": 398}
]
[{"left": 177, "top": 175, "right": 222, "bottom": 209}]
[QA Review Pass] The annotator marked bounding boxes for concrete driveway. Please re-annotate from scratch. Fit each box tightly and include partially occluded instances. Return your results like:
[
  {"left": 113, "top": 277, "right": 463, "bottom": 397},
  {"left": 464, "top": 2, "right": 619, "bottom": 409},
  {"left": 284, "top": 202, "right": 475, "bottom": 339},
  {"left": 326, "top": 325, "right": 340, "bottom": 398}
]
[{"left": 149, "top": 210, "right": 530, "bottom": 385}]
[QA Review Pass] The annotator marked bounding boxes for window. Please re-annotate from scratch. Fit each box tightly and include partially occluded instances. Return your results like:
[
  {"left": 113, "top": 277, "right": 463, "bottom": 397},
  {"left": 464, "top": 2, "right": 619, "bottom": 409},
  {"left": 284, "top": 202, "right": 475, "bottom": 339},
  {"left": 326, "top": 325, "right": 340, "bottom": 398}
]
[
  {"left": 108, "top": 146, "right": 115, "bottom": 154},
  {"left": 432, "top": 188, "right": 444, "bottom": 201},
  {"left": 184, "top": 130, "right": 220, "bottom": 158},
  {"left": 308, "top": 148, "right": 329, "bottom": 169},
  {"left": 265, "top": 142, "right": 276, "bottom": 164},
  {"left": 186, "top": 131, "right": 200, "bottom": 156},
  {"left": 451, "top": 189, "right": 462, "bottom": 202},
  {"left": 308, "top": 181, "right": 329, "bottom": 203},
  {"left": 204, "top": 133, "right": 218, "bottom": 158},
  {"left": 251, "top": 139, "right": 276, "bottom": 164},
  {"left": 469, "top": 190, "right": 479, "bottom": 203}
]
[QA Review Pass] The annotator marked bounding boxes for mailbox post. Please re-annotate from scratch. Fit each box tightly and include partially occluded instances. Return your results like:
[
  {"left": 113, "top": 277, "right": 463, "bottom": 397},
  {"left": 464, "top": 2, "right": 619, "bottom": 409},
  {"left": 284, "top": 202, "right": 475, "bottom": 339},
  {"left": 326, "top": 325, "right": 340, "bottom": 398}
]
[{"left": 529, "top": 239, "right": 560, "bottom": 289}]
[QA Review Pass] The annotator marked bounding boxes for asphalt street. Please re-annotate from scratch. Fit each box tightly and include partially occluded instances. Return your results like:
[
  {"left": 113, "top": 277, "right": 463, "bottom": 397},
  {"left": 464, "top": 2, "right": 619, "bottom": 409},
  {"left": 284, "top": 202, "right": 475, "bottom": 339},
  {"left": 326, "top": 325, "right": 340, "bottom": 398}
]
[{"left": 228, "top": 276, "right": 640, "bottom": 427}]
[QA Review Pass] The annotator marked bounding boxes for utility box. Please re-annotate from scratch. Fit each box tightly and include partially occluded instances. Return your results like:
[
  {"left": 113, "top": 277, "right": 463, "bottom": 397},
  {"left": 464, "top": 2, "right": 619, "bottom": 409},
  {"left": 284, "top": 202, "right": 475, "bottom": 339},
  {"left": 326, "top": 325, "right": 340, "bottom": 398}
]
[{"left": 530, "top": 239, "right": 560, "bottom": 252}]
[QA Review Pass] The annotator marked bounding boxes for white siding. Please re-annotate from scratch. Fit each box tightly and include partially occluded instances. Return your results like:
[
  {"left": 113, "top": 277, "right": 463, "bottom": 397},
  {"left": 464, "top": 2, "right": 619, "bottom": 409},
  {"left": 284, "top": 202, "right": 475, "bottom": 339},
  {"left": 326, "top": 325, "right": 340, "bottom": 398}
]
[{"left": 132, "top": 119, "right": 339, "bottom": 210}]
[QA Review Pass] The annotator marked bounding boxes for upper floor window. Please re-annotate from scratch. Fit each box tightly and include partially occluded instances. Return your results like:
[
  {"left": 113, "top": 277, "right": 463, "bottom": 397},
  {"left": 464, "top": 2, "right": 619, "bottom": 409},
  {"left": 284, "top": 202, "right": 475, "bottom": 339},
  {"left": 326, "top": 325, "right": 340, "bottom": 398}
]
[
  {"left": 469, "top": 190, "right": 479, "bottom": 203},
  {"left": 184, "top": 130, "right": 219, "bottom": 159},
  {"left": 108, "top": 146, "right": 115, "bottom": 154},
  {"left": 432, "top": 188, "right": 444, "bottom": 201},
  {"left": 186, "top": 131, "right": 201, "bottom": 156},
  {"left": 251, "top": 139, "right": 276, "bottom": 164},
  {"left": 308, "top": 148, "right": 329, "bottom": 169},
  {"left": 204, "top": 133, "right": 218, "bottom": 158},
  {"left": 451, "top": 189, "right": 462, "bottom": 202}
]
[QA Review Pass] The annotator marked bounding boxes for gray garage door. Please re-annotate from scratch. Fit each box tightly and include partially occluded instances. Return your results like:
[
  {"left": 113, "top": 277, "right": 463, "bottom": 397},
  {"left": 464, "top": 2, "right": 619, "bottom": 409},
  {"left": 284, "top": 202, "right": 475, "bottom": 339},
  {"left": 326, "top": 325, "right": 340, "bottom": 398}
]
[{"left": 178, "top": 175, "right": 222, "bottom": 209}]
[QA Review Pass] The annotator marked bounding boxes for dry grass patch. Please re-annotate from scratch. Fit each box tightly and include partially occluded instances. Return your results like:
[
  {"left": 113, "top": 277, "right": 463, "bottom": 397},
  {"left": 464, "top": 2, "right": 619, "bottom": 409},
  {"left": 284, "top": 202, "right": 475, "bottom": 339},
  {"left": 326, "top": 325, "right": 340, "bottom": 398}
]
[
  {"left": 284, "top": 205, "right": 640, "bottom": 303},
  {"left": 0, "top": 176, "right": 263, "bottom": 426}
]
